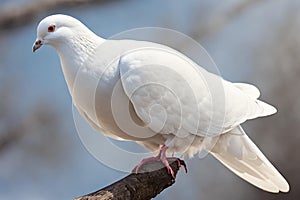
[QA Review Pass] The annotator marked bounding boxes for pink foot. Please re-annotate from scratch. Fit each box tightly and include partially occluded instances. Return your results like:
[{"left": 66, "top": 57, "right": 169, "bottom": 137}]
[
  {"left": 133, "top": 145, "right": 187, "bottom": 178},
  {"left": 160, "top": 145, "right": 175, "bottom": 177}
]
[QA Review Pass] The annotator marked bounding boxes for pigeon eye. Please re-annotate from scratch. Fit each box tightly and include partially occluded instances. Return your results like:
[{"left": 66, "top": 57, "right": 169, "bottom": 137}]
[{"left": 48, "top": 25, "right": 55, "bottom": 32}]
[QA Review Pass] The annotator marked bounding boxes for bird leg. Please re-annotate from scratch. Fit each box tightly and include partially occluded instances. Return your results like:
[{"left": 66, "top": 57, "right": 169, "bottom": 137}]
[{"left": 133, "top": 144, "right": 187, "bottom": 178}]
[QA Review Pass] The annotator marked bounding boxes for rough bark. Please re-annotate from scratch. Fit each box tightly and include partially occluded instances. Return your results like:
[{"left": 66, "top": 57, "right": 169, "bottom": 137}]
[{"left": 74, "top": 159, "right": 186, "bottom": 200}]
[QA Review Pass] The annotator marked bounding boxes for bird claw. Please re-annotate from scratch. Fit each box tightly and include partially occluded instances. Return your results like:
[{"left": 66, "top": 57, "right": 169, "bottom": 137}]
[
  {"left": 166, "top": 164, "right": 175, "bottom": 178},
  {"left": 133, "top": 145, "right": 188, "bottom": 178},
  {"left": 166, "top": 158, "right": 188, "bottom": 176},
  {"left": 177, "top": 158, "right": 188, "bottom": 173},
  {"left": 133, "top": 157, "right": 187, "bottom": 178}
]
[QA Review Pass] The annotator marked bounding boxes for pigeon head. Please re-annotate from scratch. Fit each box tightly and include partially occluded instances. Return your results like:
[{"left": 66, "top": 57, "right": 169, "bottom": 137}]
[{"left": 33, "top": 14, "right": 91, "bottom": 52}]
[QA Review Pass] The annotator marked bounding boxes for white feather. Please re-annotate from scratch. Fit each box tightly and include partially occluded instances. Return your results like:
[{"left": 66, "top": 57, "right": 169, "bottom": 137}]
[
  {"left": 35, "top": 14, "right": 289, "bottom": 193},
  {"left": 210, "top": 126, "right": 289, "bottom": 192},
  {"left": 233, "top": 83, "right": 260, "bottom": 99}
]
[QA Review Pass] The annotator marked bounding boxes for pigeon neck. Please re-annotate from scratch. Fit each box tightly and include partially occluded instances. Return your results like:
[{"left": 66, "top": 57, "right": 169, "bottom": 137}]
[{"left": 55, "top": 32, "right": 104, "bottom": 95}]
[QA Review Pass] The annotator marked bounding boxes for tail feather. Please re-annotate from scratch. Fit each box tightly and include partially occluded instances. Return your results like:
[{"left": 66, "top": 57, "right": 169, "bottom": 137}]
[
  {"left": 255, "top": 100, "right": 277, "bottom": 117},
  {"left": 210, "top": 126, "right": 289, "bottom": 193}
]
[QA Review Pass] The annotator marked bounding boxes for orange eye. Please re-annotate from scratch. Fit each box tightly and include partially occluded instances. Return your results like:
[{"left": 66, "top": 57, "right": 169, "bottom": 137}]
[{"left": 48, "top": 25, "right": 55, "bottom": 32}]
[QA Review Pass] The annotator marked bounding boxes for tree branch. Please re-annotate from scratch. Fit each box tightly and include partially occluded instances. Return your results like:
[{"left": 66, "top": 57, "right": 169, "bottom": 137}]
[{"left": 74, "top": 159, "right": 186, "bottom": 200}]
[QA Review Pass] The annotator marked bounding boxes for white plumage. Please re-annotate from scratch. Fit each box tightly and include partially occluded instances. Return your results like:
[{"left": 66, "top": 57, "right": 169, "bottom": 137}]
[{"left": 33, "top": 14, "right": 289, "bottom": 193}]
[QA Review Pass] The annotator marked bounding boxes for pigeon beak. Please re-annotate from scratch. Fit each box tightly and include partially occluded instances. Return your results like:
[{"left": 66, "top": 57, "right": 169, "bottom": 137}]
[{"left": 33, "top": 39, "right": 43, "bottom": 52}]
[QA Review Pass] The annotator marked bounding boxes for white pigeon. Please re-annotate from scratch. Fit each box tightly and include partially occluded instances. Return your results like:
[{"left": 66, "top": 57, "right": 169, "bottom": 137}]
[{"left": 33, "top": 14, "right": 289, "bottom": 193}]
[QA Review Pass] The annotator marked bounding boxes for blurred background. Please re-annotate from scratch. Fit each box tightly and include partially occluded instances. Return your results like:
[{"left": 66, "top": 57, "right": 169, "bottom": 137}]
[{"left": 0, "top": 0, "right": 299, "bottom": 199}]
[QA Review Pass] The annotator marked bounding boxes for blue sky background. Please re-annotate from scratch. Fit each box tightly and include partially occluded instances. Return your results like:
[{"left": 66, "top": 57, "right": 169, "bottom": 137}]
[{"left": 0, "top": 0, "right": 299, "bottom": 199}]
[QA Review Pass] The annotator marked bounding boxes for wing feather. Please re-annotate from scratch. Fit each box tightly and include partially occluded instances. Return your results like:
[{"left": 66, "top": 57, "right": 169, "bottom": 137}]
[{"left": 119, "top": 46, "right": 277, "bottom": 137}]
